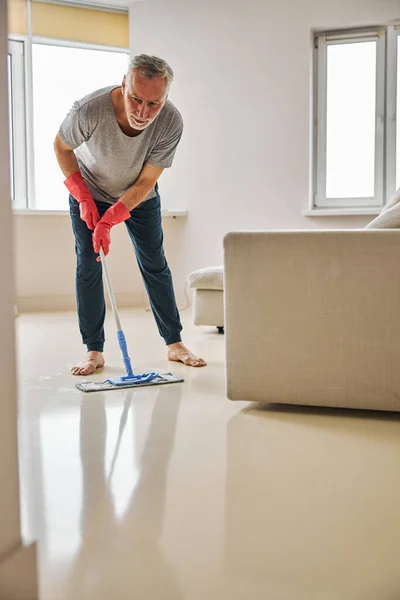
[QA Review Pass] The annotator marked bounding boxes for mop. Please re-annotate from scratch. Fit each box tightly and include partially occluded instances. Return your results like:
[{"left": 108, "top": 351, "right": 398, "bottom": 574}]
[{"left": 76, "top": 247, "right": 184, "bottom": 393}]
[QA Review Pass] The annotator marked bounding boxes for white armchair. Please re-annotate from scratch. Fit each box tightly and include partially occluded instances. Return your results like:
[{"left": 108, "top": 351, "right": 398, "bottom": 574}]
[{"left": 187, "top": 266, "right": 224, "bottom": 333}]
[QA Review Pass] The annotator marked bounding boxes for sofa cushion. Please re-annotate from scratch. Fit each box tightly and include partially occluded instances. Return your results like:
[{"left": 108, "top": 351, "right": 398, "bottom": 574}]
[{"left": 188, "top": 266, "right": 224, "bottom": 291}]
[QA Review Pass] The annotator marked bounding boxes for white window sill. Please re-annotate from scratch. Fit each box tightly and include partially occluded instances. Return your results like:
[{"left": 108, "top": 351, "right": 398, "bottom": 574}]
[
  {"left": 303, "top": 207, "right": 382, "bottom": 217},
  {"left": 13, "top": 209, "right": 188, "bottom": 218}
]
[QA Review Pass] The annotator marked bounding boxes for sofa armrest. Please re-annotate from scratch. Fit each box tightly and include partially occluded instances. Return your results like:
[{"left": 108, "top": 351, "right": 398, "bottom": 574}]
[{"left": 223, "top": 230, "right": 400, "bottom": 411}]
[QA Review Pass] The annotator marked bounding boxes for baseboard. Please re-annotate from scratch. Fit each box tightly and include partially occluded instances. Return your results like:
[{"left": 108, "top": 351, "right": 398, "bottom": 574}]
[
  {"left": 17, "top": 292, "right": 147, "bottom": 313},
  {"left": 0, "top": 543, "right": 38, "bottom": 600}
]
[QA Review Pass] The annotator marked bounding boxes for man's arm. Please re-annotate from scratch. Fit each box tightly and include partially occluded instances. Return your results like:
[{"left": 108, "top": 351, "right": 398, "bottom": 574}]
[
  {"left": 54, "top": 134, "right": 80, "bottom": 178},
  {"left": 54, "top": 134, "right": 100, "bottom": 230},
  {"left": 92, "top": 162, "right": 164, "bottom": 256},
  {"left": 118, "top": 162, "right": 164, "bottom": 211}
]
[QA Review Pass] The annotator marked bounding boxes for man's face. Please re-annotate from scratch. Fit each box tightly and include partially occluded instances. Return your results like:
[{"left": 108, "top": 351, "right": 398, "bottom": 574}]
[{"left": 122, "top": 70, "right": 168, "bottom": 130}]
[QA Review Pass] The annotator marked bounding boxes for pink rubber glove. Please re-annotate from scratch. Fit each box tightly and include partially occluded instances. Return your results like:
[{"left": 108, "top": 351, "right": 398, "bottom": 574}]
[
  {"left": 92, "top": 200, "right": 131, "bottom": 259},
  {"left": 64, "top": 172, "right": 99, "bottom": 230}
]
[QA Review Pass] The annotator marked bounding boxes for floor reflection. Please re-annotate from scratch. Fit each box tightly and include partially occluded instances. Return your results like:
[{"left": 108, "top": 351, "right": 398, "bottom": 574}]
[
  {"left": 25, "top": 382, "right": 184, "bottom": 599},
  {"left": 225, "top": 403, "right": 400, "bottom": 599},
  {"left": 63, "top": 384, "right": 184, "bottom": 599}
]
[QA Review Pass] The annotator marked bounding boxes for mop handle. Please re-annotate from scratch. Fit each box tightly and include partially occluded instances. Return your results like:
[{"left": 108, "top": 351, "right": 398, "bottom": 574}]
[
  {"left": 99, "top": 247, "right": 121, "bottom": 330},
  {"left": 99, "top": 247, "right": 134, "bottom": 376}
]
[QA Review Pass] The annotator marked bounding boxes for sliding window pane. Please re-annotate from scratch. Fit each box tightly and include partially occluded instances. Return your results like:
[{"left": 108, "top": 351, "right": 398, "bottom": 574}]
[
  {"left": 7, "top": 54, "right": 15, "bottom": 201},
  {"left": 396, "top": 35, "right": 400, "bottom": 190},
  {"left": 326, "top": 41, "right": 377, "bottom": 198},
  {"left": 32, "top": 44, "right": 129, "bottom": 210},
  {"left": 7, "top": 40, "right": 26, "bottom": 208}
]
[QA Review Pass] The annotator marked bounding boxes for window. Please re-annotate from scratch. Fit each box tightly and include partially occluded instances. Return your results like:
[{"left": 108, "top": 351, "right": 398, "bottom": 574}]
[
  {"left": 7, "top": 39, "right": 27, "bottom": 209},
  {"left": 7, "top": 38, "right": 129, "bottom": 211},
  {"left": 313, "top": 26, "right": 399, "bottom": 210},
  {"left": 32, "top": 42, "right": 129, "bottom": 210},
  {"left": 396, "top": 33, "right": 400, "bottom": 189}
]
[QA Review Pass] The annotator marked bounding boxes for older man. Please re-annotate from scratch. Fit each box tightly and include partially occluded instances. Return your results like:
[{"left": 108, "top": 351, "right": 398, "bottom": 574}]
[{"left": 54, "top": 54, "right": 206, "bottom": 375}]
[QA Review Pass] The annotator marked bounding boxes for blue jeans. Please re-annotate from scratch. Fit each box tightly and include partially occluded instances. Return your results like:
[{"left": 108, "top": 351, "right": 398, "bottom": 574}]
[{"left": 69, "top": 191, "right": 182, "bottom": 352}]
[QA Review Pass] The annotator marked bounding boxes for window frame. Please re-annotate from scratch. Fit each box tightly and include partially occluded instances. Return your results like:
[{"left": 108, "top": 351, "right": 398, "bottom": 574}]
[
  {"left": 7, "top": 38, "right": 28, "bottom": 209},
  {"left": 313, "top": 28, "right": 387, "bottom": 210},
  {"left": 7, "top": 34, "right": 129, "bottom": 211},
  {"left": 386, "top": 26, "right": 399, "bottom": 199}
]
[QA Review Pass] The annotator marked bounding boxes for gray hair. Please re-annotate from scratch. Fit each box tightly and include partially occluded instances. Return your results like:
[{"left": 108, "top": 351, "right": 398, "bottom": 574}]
[{"left": 126, "top": 54, "right": 174, "bottom": 91}]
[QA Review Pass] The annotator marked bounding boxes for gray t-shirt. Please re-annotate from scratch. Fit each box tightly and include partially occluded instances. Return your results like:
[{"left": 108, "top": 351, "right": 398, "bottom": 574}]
[{"left": 58, "top": 85, "right": 183, "bottom": 204}]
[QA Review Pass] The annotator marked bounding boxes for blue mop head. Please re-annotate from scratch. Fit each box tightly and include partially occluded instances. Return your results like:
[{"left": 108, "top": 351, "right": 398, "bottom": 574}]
[{"left": 108, "top": 371, "right": 159, "bottom": 386}]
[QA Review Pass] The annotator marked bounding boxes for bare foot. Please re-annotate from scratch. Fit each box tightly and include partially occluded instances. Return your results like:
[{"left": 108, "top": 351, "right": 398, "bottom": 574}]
[
  {"left": 167, "top": 342, "right": 206, "bottom": 367},
  {"left": 71, "top": 351, "right": 105, "bottom": 376}
]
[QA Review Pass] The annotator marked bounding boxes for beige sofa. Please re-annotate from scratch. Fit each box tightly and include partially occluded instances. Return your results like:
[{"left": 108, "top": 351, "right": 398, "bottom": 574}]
[{"left": 223, "top": 230, "right": 400, "bottom": 411}]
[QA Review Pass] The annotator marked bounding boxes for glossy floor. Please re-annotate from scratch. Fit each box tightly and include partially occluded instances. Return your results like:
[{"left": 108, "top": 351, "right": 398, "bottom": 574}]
[{"left": 16, "top": 309, "right": 400, "bottom": 600}]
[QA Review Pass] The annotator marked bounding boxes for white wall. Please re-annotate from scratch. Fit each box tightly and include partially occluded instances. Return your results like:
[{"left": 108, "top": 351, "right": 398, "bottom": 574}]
[
  {"left": 13, "top": 212, "right": 187, "bottom": 311},
  {"left": 12, "top": 0, "right": 400, "bottom": 311},
  {"left": 129, "top": 0, "right": 400, "bottom": 281},
  {"left": 0, "top": 2, "right": 37, "bottom": 595},
  {"left": 0, "top": 0, "right": 22, "bottom": 558}
]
